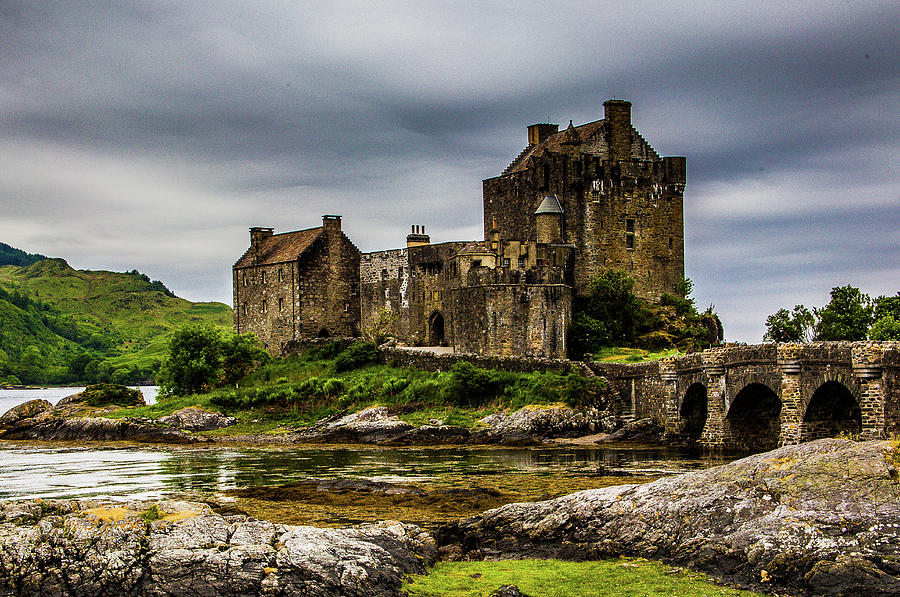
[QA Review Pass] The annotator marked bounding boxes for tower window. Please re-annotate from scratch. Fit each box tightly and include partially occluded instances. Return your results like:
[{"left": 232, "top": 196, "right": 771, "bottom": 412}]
[
  {"left": 260, "top": 270, "right": 266, "bottom": 284},
  {"left": 626, "top": 234, "right": 634, "bottom": 250},
  {"left": 278, "top": 297, "right": 284, "bottom": 312},
  {"left": 261, "top": 299, "right": 268, "bottom": 314},
  {"left": 626, "top": 219, "right": 635, "bottom": 233},
  {"left": 502, "top": 258, "right": 511, "bottom": 268},
  {"left": 278, "top": 268, "right": 284, "bottom": 282},
  {"left": 669, "top": 237, "right": 673, "bottom": 249}
]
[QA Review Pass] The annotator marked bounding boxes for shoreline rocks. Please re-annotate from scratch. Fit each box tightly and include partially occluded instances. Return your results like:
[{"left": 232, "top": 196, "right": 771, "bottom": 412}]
[
  {"left": 437, "top": 438, "right": 900, "bottom": 596},
  {"left": 0, "top": 499, "right": 437, "bottom": 596}
]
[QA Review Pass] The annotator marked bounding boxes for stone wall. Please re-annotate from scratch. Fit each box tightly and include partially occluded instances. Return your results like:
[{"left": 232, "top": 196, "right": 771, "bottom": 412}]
[
  {"left": 360, "top": 248, "right": 409, "bottom": 339},
  {"left": 448, "top": 283, "right": 571, "bottom": 359}
]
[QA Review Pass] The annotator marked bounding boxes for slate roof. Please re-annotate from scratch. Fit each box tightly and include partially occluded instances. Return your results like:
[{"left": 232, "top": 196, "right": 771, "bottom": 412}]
[
  {"left": 502, "top": 118, "right": 606, "bottom": 175},
  {"left": 233, "top": 227, "right": 323, "bottom": 268}
]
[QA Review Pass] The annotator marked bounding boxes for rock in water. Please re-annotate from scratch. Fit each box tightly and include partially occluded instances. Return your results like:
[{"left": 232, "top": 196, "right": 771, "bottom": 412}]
[
  {"left": 0, "top": 500, "right": 437, "bottom": 596},
  {"left": 0, "top": 399, "right": 51, "bottom": 428},
  {"left": 438, "top": 439, "right": 900, "bottom": 597}
]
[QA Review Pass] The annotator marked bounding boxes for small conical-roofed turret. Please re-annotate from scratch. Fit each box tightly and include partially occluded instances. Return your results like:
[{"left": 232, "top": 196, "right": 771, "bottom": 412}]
[
  {"left": 535, "top": 195, "right": 563, "bottom": 244},
  {"left": 535, "top": 195, "right": 563, "bottom": 215}
]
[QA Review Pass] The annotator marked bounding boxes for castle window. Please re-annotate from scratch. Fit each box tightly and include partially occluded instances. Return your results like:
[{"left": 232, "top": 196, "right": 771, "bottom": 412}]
[
  {"left": 626, "top": 234, "right": 634, "bottom": 250},
  {"left": 626, "top": 219, "right": 635, "bottom": 233},
  {"left": 344, "top": 302, "right": 350, "bottom": 312},
  {"left": 381, "top": 268, "right": 388, "bottom": 280},
  {"left": 242, "top": 302, "right": 247, "bottom": 316},
  {"left": 472, "top": 259, "right": 481, "bottom": 268},
  {"left": 351, "top": 284, "right": 358, "bottom": 296},
  {"left": 398, "top": 266, "right": 403, "bottom": 277},
  {"left": 518, "top": 256, "right": 525, "bottom": 268},
  {"left": 243, "top": 273, "right": 248, "bottom": 287},
  {"left": 669, "top": 237, "right": 673, "bottom": 249},
  {"left": 278, "top": 268, "right": 284, "bottom": 282},
  {"left": 502, "top": 258, "right": 510, "bottom": 268},
  {"left": 262, "top": 299, "right": 268, "bottom": 314},
  {"left": 278, "top": 297, "right": 284, "bottom": 312},
  {"left": 261, "top": 271, "right": 266, "bottom": 284}
]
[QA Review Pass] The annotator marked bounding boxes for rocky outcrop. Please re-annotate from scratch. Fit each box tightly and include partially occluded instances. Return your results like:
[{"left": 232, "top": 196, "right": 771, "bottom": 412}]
[
  {"left": 438, "top": 439, "right": 900, "bottom": 596},
  {"left": 291, "top": 406, "right": 415, "bottom": 444},
  {"left": 0, "top": 416, "right": 200, "bottom": 443},
  {"left": 0, "top": 399, "right": 51, "bottom": 428},
  {"left": 468, "top": 405, "right": 615, "bottom": 445},
  {"left": 159, "top": 406, "right": 237, "bottom": 431},
  {"left": 0, "top": 500, "right": 436, "bottom": 596}
]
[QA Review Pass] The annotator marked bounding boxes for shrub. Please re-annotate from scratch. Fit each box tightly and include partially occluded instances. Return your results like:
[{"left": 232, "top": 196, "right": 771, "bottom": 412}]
[
  {"left": 334, "top": 341, "right": 378, "bottom": 372},
  {"left": 443, "top": 362, "right": 513, "bottom": 407}
]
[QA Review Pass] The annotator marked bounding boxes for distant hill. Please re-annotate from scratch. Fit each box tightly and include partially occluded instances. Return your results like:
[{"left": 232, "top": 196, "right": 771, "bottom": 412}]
[
  {"left": 0, "top": 258, "right": 232, "bottom": 385},
  {"left": 0, "top": 242, "right": 47, "bottom": 267}
]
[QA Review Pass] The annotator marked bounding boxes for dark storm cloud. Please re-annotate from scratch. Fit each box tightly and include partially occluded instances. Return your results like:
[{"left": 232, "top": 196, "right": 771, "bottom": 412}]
[{"left": 1, "top": 1, "right": 897, "bottom": 340}]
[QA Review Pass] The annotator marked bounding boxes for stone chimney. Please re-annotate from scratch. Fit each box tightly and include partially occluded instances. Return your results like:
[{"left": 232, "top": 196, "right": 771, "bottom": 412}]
[
  {"left": 527, "top": 123, "right": 559, "bottom": 146},
  {"left": 249, "top": 227, "right": 273, "bottom": 264},
  {"left": 407, "top": 225, "right": 431, "bottom": 248},
  {"left": 604, "top": 99, "right": 632, "bottom": 162}
]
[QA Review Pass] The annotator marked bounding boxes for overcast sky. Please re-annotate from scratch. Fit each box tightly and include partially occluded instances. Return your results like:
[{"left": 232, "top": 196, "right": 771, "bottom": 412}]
[{"left": 1, "top": 1, "right": 897, "bottom": 342}]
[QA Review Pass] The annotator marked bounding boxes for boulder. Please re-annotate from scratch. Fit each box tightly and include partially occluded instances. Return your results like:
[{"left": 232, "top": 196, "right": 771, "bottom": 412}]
[
  {"left": 469, "top": 405, "right": 611, "bottom": 444},
  {"left": 57, "top": 383, "right": 145, "bottom": 407},
  {"left": 595, "top": 417, "right": 666, "bottom": 444},
  {"left": 438, "top": 439, "right": 900, "bottom": 596},
  {"left": 295, "top": 406, "right": 415, "bottom": 444},
  {"left": 0, "top": 499, "right": 437, "bottom": 597},
  {"left": 0, "top": 398, "right": 52, "bottom": 428},
  {"left": 159, "top": 406, "right": 237, "bottom": 431}
]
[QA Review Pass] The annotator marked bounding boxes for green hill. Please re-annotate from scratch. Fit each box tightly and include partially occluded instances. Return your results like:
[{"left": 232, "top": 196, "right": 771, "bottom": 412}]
[{"left": 0, "top": 257, "right": 232, "bottom": 385}]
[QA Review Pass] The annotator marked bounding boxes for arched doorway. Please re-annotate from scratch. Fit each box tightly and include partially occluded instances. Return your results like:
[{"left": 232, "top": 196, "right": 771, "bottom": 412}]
[
  {"left": 801, "top": 381, "right": 861, "bottom": 441},
  {"left": 725, "top": 383, "right": 781, "bottom": 452},
  {"left": 679, "top": 383, "right": 708, "bottom": 441},
  {"left": 428, "top": 312, "right": 445, "bottom": 346}
]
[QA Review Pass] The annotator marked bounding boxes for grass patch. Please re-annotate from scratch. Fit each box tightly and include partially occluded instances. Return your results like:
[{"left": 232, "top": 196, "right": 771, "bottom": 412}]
[
  {"left": 592, "top": 347, "right": 682, "bottom": 363},
  {"left": 402, "top": 559, "right": 766, "bottom": 597},
  {"left": 105, "top": 345, "right": 611, "bottom": 436}
]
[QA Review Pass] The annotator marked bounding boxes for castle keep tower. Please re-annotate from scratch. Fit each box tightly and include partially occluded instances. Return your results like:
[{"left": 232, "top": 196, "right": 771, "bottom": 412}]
[{"left": 482, "top": 99, "right": 685, "bottom": 301}]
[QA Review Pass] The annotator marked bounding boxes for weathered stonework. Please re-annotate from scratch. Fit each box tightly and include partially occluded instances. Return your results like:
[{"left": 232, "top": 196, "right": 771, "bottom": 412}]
[
  {"left": 233, "top": 216, "right": 360, "bottom": 353},
  {"left": 236, "top": 99, "right": 684, "bottom": 359}
]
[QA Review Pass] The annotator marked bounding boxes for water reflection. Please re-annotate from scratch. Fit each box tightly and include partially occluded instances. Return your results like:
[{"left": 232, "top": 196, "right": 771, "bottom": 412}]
[{"left": 0, "top": 443, "right": 731, "bottom": 502}]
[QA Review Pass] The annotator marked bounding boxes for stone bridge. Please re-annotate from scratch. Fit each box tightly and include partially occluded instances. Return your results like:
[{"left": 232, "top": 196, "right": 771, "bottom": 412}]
[{"left": 593, "top": 342, "right": 900, "bottom": 450}]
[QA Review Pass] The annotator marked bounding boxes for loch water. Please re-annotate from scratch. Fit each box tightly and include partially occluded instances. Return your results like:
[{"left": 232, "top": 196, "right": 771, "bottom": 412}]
[{"left": 0, "top": 388, "right": 730, "bottom": 504}]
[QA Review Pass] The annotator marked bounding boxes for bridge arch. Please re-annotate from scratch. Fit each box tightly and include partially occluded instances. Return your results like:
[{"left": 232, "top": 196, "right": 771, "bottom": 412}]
[
  {"left": 801, "top": 380, "right": 861, "bottom": 441},
  {"left": 725, "top": 382, "right": 782, "bottom": 451},
  {"left": 679, "top": 383, "right": 707, "bottom": 441}
]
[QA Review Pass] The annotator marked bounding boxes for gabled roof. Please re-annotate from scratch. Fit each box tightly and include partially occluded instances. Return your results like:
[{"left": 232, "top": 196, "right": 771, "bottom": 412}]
[
  {"left": 501, "top": 117, "right": 659, "bottom": 176},
  {"left": 234, "top": 227, "right": 323, "bottom": 268}
]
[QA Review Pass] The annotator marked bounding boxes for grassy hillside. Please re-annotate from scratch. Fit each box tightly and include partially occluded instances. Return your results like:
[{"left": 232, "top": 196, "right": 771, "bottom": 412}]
[{"left": 0, "top": 258, "right": 232, "bottom": 385}]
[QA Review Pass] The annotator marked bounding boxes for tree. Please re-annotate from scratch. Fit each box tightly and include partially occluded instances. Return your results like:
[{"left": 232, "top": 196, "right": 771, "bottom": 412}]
[
  {"left": 572, "top": 270, "right": 644, "bottom": 353},
  {"left": 220, "top": 332, "right": 270, "bottom": 386},
  {"left": 157, "top": 324, "right": 224, "bottom": 396},
  {"left": 764, "top": 305, "right": 815, "bottom": 343},
  {"left": 814, "top": 285, "right": 874, "bottom": 341},
  {"left": 158, "top": 324, "right": 269, "bottom": 396}
]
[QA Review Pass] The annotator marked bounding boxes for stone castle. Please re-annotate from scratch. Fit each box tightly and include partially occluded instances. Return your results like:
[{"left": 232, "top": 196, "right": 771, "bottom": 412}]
[{"left": 233, "top": 100, "right": 686, "bottom": 358}]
